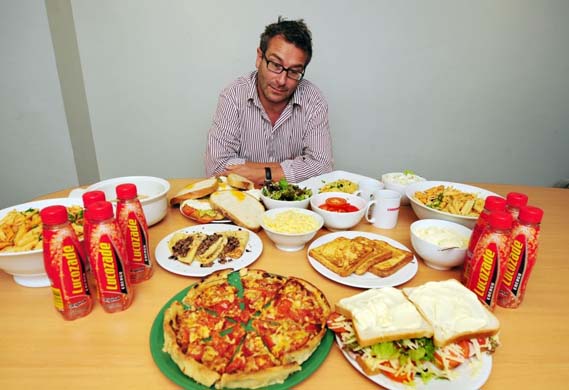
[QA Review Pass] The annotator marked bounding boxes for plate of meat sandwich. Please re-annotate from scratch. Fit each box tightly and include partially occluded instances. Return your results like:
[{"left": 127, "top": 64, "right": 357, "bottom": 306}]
[{"left": 327, "top": 279, "right": 500, "bottom": 390}]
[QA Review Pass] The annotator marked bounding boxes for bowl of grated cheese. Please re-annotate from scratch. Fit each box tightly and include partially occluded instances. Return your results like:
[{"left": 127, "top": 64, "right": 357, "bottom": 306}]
[{"left": 261, "top": 208, "right": 324, "bottom": 252}]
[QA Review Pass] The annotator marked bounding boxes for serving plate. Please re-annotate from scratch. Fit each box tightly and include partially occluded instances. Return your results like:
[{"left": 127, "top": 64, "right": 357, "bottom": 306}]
[
  {"left": 298, "top": 170, "right": 381, "bottom": 196},
  {"left": 154, "top": 224, "right": 263, "bottom": 277},
  {"left": 149, "top": 284, "right": 335, "bottom": 390},
  {"left": 306, "top": 231, "right": 418, "bottom": 288},
  {"left": 336, "top": 334, "right": 493, "bottom": 390}
]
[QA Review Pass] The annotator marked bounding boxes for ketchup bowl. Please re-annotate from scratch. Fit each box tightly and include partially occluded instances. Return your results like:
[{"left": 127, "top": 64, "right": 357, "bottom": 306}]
[{"left": 310, "top": 192, "right": 367, "bottom": 231}]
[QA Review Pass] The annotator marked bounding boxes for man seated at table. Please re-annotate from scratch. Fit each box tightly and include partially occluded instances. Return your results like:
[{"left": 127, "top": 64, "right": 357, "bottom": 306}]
[{"left": 204, "top": 17, "right": 334, "bottom": 186}]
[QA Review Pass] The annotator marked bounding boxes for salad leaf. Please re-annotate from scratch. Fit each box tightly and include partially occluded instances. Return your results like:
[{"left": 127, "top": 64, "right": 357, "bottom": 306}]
[
  {"left": 403, "top": 169, "right": 415, "bottom": 175},
  {"left": 262, "top": 179, "right": 312, "bottom": 201}
]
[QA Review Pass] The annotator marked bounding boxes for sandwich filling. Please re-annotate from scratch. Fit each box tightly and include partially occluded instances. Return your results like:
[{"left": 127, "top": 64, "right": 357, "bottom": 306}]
[{"left": 328, "top": 313, "right": 499, "bottom": 383}]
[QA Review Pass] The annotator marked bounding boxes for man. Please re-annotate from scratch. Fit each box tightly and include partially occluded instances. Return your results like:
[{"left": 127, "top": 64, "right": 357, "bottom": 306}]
[{"left": 205, "top": 17, "right": 333, "bottom": 186}]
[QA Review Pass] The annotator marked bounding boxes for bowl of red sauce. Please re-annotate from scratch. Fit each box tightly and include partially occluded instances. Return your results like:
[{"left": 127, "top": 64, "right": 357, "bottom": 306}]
[{"left": 310, "top": 192, "right": 367, "bottom": 231}]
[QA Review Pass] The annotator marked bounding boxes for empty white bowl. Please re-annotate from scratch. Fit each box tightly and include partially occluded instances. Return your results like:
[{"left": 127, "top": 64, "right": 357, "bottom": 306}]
[
  {"left": 70, "top": 176, "right": 170, "bottom": 226},
  {"left": 310, "top": 192, "right": 367, "bottom": 231},
  {"left": 0, "top": 198, "right": 85, "bottom": 287},
  {"left": 381, "top": 172, "right": 426, "bottom": 205},
  {"left": 405, "top": 180, "right": 500, "bottom": 229},
  {"left": 261, "top": 208, "right": 323, "bottom": 252},
  {"left": 410, "top": 219, "right": 472, "bottom": 270}
]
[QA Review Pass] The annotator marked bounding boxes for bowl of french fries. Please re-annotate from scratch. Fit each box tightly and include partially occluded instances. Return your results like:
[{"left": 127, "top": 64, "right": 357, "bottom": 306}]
[
  {"left": 0, "top": 198, "right": 84, "bottom": 288},
  {"left": 405, "top": 181, "right": 501, "bottom": 228}
]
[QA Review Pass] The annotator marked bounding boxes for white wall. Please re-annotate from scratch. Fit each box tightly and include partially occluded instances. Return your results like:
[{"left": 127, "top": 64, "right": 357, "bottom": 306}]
[
  {"left": 2, "top": 1, "right": 568, "bottom": 208},
  {"left": 0, "top": 0, "right": 78, "bottom": 209}
]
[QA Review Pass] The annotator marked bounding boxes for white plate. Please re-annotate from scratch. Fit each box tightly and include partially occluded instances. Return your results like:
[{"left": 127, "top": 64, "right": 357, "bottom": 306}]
[
  {"left": 306, "top": 231, "right": 418, "bottom": 288},
  {"left": 154, "top": 224, "right": 263, "bottom": 277},
  {"left": 336, "top": 334, "right": 493, "bottom": 390},
  {"left": 298, "top": 170, "right": 382, "bottom": 195}
]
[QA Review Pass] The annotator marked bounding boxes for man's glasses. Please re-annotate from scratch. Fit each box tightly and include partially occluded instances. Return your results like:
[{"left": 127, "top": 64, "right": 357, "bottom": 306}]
[{"left": 262, "top": 53, "right": 305, "bottom": 81}]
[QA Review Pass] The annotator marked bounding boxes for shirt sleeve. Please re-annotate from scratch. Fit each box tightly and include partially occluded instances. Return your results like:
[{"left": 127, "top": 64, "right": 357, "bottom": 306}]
[
  {"left": 279, "top": 100, "right": 334, "bottom": 183},
  {"left": 204, "top": 91, "right": 246, "bottom": 176}
]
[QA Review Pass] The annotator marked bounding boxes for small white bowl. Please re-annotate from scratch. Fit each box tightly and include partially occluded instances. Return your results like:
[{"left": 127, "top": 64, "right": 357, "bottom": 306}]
[
  {"left": 310, "top": 192, "right": 367, "bottom": 231},
  {"left": 381, "top": 172, "right": 426, "bottom": 205},
  {"left": 260, "top": 192, "right": 311, "bottom": 210},
  {"left": 261, "top": 208, "right": 323, "bottom": 252},
  {"left": 410, "top": 219, "right": 472, "bottom": 270},
  {"left": 0, "top": 198, "right": 85, "bottom": 287},
  {"left": 70, "top": 176, "right": 170, "bottom": 226},
  {"left": 405, "top": 181, "right": 500, "bottom": 229}
]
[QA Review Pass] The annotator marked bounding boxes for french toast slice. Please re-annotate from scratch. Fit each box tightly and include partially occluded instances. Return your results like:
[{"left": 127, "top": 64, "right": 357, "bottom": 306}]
[
  {"left": 367, "top": 242, "right": 413, "bottom": 277},
  {"left": 309, "top": 236, "right": 377, "bottom": 277},
  {"left": 353, "top": 238, "right": 393, "bottom": 275}
]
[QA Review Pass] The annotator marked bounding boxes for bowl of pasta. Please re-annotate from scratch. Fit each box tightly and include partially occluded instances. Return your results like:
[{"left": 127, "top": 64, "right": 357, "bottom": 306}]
[
  {"left": 405, "top": 181, "right": 501, "bottom": 228},
  {"left": 0, "top": 198, "right": 84, "bottom": 288}
]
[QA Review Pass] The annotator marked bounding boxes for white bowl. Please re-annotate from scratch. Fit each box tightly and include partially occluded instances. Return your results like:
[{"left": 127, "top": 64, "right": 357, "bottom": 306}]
[
  {"left": 261, "top": 208, "right": 323, "bottom": 252},
  {"left": 381, "top": 172, "right": 426, "bottom": 205},
  {"left": 410, "top": 219, "right": 472, "bottom": 270},
  {"left": 260, "top": 192, "right": 311, "bottom": 210},
  {"left": 70, "top": 176, "right": 170, "bottom": 226},
  {"left": 309, "top": 192, "right": 367, "bottom": 231},
  {"left": 0, "top": 198, "right": 85, "bottom": 287},
  {"left": 405, "top": 181, "right": 500, "bottom": 229}
]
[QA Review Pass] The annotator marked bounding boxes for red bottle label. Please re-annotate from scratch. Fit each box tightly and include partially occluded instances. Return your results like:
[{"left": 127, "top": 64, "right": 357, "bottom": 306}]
[
  {"left": 124, "top": 213, "right": 150, "bottom": 267},
  {"left": 43, "top": 230, "right": 91, "bottom": 315},
  {"left": 90, "top": 233, "right": 129, "bottom": 297},
  {"left": 501, "top": 234, "right": 526, "bottom": 295},
  {"left": 467, "top": 242, "right": 501, "bottom": 308}
]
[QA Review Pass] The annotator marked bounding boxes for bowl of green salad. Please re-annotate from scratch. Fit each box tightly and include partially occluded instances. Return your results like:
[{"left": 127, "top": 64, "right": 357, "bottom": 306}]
[{"left": 260, "top": 179, "right": 313, "bottom": 210}]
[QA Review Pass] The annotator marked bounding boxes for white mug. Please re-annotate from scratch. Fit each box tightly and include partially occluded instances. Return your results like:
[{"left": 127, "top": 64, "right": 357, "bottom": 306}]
[
  {"left": 365, "top": 189, "right": 401, "bottom": 229},
  {"left": 356, "top": 178, "right": 384, "bottom": 201}
]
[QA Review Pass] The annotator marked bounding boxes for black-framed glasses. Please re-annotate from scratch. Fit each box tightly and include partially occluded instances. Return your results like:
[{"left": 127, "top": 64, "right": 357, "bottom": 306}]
[{"left": 262, "top": 53, "right": 305, "bottom": 81}]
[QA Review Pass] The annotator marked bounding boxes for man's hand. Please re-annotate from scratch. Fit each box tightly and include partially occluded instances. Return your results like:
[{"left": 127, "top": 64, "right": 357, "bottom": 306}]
[{"left": 222, "top": 162, "right": 285, "bottom": 188}]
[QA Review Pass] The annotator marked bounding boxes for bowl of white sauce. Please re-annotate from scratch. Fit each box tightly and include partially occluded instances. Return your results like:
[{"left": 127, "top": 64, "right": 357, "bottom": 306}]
[{"left": 410, "top": 219, "right": 472, "bottom": 270}]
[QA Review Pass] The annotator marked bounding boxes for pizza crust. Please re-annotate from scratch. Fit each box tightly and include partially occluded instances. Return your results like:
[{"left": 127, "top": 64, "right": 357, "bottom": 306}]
[
  {"left": 162, "top": 302, "right": 221, "bottom": 387},
  {"left": 217, "top": 363, "right": 301, "bottom": 389}
]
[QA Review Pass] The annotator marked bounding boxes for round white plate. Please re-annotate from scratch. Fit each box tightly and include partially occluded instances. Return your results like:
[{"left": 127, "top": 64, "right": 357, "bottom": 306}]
[
  {"left": 336, "top": 335, "right": 493, "bottom": 390},
  {"left": 307, "top": 231, "right": 418, "bottom": 288},
  {"left": 154, "top": 224, "right": 263, "bottom": 277}
]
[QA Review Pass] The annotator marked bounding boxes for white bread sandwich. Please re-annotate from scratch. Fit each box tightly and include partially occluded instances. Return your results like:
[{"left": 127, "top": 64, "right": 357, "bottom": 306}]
[
  {"left": 403, "top": 279, "right": 500, "bottom": 373},
  {"left": 170, "top": 177, "right": 219, "bottom": 206},
  {"left": 227, "top": 173, "right": 255, "bottom": 190},
  {"left": 327, "top": 280, "right": 500, "bottom": 384},
  {"left": 209, "top": 190, "right": 265, "bottom": 232}
]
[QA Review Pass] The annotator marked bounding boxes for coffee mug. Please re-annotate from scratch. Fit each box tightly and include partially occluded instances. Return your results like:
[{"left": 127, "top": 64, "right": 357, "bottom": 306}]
[
  {"left": 356, "top": 178, "right": 384, "bottom": 201},
  {"left": 365, "top": 190, "right": 401, "bottom": 229}
]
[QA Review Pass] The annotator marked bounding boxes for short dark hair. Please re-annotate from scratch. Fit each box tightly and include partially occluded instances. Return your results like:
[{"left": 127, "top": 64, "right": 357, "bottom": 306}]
[{"left": 260, "top": 17, "right": 313, "bottom": 66}]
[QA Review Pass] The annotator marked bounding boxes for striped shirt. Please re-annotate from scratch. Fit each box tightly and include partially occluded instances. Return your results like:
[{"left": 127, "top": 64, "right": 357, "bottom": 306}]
[{"left": 205, "top": 71, "right": 334, "bottom": 183}]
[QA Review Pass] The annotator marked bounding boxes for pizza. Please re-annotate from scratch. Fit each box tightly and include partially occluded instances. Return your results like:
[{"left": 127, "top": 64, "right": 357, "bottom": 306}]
[{"left": 162, "top": 268, "right": 331, "bottom": 389}]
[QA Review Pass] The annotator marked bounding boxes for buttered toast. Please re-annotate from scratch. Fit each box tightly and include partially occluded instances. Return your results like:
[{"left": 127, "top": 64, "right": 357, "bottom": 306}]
[{"left": 309, "top": 236, "right": 413, "bottom": 278}]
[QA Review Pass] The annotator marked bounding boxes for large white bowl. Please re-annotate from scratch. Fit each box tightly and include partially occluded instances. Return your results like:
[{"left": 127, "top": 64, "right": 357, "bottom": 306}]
[
  {"left": 405, "top": 181, "right": 500, "bottom": 229},
  {"left": 0, "top": 198, "right": 85, "bottom": 287},
  {"left": 381, "top": 172, "right": 426, "bottom": 205},
  {"left": 71, "top": 176, "right": 170, "bottom": 226},
  {"left": 310, "top": 192, "right": 367, "bottom": 231},
  {"left": 261, "top": 208, "right": 323, "bottom": 252},
  {"left": 260, "top": 192, "right": 311, "bottom": 210},
  {"left": 410, "top": 219, "right": 472, "bottom": 270}
]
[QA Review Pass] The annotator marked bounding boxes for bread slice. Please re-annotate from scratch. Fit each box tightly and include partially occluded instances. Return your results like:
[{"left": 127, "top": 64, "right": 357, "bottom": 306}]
[
  {"left": 403, "top": 279, "right": 500, "bottom": 348},
  {"left": 209, "top": 190, "right": 264, "bottom": 231},
  {"left": 168, "top": 232, "right": 207, "bottom": 264},
  {"left": 308, "top": 236, "right": 377, "bottom": 277},
  {"left": 367, "top": 242, "right": 414, "bottom": 277},
  {"left": 353, "top": 239, "right": 393, "bottom": 275},
  {"left": 170, "top": 177, "right": 219, "bottom": 206},
  {"left": 335, "top": 288, "right": 433, "bottom": 347},
  {"left": 227, "top": 173, "right": 255, "bottom": 190}
]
